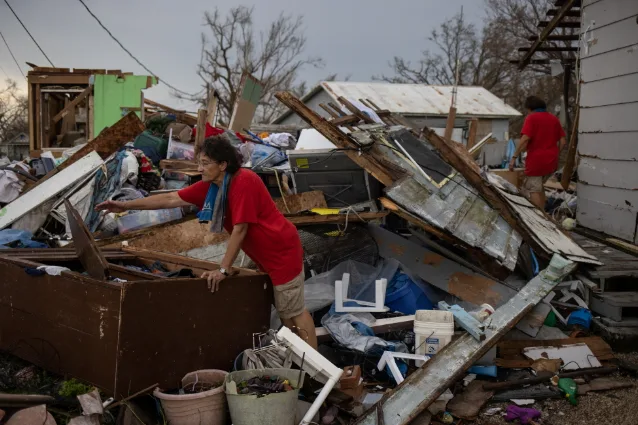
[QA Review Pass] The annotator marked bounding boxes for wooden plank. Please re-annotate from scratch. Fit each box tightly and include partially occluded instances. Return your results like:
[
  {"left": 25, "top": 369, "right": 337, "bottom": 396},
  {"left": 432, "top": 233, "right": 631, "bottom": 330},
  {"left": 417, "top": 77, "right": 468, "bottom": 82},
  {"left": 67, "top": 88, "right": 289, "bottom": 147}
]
[
  {"left": 50, "top": 85, "right": 92, "bottom": 124},
  {"left": 338, "top": 96, "right": 375, "bottom": 124},
  {"left": 288, "top": 212, "right": 388, "bottom": 226},
  {"left": 331, "top": 115, "right": 360, "bottom": 126},
  {"left": 466, "top": 118, "right": 478, "bottom": 150},
  {"left": 561, "top": 107, "right": 580, "bottom": 190},
  {"left": 519, "top": 0, "right": 577, "bottom": 69},
  {"left": 28, "top": 82, "right": 35, "bottom": 152},
  {"left": 159, "top": 159, "right": 198, "bottom": 170},
  {"left": 275, "top": 92, "right": 395, "bottom": 186},
  {"left": 518, "top": 46, "right": 578, "bottom": 52},
  {"left": 88, "top": 95, "right": 94, "bottom": 140},
  {"left": 528, "top": 34, "right": 580, "bottom": 41},
  {"left": 319, "top": 104, "right": 340, "bottom": 118},
  {"left": 547, "top": 9, "right": 581, "bottom": 17},
  {"left": 144, "top": 99, "right": 197, "bottom": 126},
  {"left": 65, "top": 200, "right": 109, "bottom": 280},
  {"left": 195, "top": 108, "right": 207, "bottom": 147},
  {"left": 0, "top": 152, "right": 104, "bottom": 230},
  {"left": 27, "top": 75, "right": 91, "bottom": 85},
  {"left": 444, "top": 106, "right": 457, "bottom": 141},
  {"left": 273, "top": 191, "right": 327, "bottom": 214},
  {"left": 537, "top": 20, "right": 580, "bottom": 28}
]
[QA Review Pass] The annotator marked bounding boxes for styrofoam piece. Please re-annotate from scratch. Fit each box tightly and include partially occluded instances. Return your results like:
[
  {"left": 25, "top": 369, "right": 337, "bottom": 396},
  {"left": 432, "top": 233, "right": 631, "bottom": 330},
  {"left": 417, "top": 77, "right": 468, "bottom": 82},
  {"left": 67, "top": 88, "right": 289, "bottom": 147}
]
[
  {"left": 0, "top": 151, "right": 104, "bottom": 230},
  {"left": 377, "top": 352, "right": 430, "bottom": 385},
  {"left": 335, "top": 273, "right": 388, "bottom": 313},
  {"left": 523, "top": 343, "right": 602, "bottom": 370},
  {"left": 276, "top": 327, "right": 343, "bottom": 425}
]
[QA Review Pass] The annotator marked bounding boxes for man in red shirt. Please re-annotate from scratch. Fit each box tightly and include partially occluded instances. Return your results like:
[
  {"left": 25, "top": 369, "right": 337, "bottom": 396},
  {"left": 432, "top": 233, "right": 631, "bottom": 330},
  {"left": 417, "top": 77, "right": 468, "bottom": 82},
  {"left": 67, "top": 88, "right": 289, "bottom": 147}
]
[
  {"left": 509, "top": 96, "right": 566, "bottom": 210},
  {"left": 96, "top": 136, "right": 318, "bottom": 348}
]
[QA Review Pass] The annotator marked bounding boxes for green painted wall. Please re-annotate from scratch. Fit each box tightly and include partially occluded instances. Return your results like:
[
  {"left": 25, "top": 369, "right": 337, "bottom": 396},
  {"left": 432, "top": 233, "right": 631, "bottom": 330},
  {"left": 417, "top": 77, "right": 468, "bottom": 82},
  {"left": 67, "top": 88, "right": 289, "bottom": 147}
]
[{"left": 93, "top": 74, "right": 157, "bottom": 138}]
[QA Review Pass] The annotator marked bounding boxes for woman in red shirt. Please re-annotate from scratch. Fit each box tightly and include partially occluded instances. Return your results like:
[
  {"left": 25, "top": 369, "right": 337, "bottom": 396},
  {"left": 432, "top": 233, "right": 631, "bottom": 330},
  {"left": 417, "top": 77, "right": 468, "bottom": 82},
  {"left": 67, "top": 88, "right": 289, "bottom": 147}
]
[
  {"left": 509, "top": 96, "right": 566, "bottom": 210},
  {"left": 96, "top": 136, "right": 317, "bottom": 348}
]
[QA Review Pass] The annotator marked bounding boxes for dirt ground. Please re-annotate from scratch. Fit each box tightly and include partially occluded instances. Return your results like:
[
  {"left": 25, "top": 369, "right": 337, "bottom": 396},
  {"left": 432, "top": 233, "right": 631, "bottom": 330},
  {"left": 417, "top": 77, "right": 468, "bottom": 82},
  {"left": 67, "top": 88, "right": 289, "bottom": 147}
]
[{"left": 471, "top": 353, "right": 638, "bottom": 425}]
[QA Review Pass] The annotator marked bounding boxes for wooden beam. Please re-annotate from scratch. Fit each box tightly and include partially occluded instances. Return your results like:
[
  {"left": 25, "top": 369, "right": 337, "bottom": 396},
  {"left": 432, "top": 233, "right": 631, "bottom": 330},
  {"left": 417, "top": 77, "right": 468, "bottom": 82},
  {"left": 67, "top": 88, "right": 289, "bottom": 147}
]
[
  {"left": 466, "top": 119, "right": 479, "bottom": 151},
  {"left": 319, "top": 103, "right": 340, "bottom": 118},
  {"left": 288, "top": 212, "right": 388, "bottom": 226},
  {"left": 537, "top": 20, "right": 580, "bottom": 28},
  {"left": 50, "top": 85, "right": 93, "bottom": 124},
  {"left": 144, "top": 98, "right": 197, "bottom": 126},
  {"left": 527, "top": 34, "right": 580, "bottom": 41},
  {"left": 338, "top": 96, "right": 375, "bottom": 124},
  {"left": 509, "top": 58, "right": 577, "bottom": 65},
  {"left": 547, "top": 9, "right": 581, "bottom": 17},
  {"left": 519, "top": 0, "right": 577, "bottom": 69},
  {"left": 444, "top": 106, "right": 457, "bottom": 141},
  {"left": 559, "top": 133, "right": 579, "bottom": 185},
  {"left": 27, "top": 75, "right": 90, "bottom": 85},
  {"left": 518, "top": 46, "right": 578, "bottom": 52},
  {"left": 331, "top": 115, "right": 360, "bottom": 126},
  {"left": 195, "top": 109, "right": 207, "bottom": 147},
  {"left": 275, "top": 91, "right": 395, "bottom": 186}
]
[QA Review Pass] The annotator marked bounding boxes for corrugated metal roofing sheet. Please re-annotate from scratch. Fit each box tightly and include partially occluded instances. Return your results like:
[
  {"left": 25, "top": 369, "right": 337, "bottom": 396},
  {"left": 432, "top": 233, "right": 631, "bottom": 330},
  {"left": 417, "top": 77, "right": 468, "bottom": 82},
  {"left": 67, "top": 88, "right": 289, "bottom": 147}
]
[
  {"left": 321, "top": 82, "right": 522, "bottom": 117},
  {"left": 272, "top": 82, "right": 521, "bottom": 124}
]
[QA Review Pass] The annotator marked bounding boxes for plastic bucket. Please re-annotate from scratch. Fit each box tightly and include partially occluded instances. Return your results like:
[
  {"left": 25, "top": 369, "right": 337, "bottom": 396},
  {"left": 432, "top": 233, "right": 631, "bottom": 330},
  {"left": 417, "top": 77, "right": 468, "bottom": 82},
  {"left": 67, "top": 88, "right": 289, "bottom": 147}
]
[
  {"left": 225, "top": 368, "right": 305, "bottom": 425},
  {"left": 414, "top": 310, "right": 454, "bottom": 366},
  {"left": 385, "top": 278, "right": 434, "bottom": 315},
  {"left": 153, "top": 369, "right": 228, "bottom": 425}
]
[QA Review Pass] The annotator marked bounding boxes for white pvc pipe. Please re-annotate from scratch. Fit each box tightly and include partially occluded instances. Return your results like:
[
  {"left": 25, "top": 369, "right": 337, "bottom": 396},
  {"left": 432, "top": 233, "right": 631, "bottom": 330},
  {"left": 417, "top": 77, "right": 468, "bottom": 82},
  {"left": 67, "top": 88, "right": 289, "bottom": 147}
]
[{"left": 300, "top": 374, "right": 342, "bottom": 425}]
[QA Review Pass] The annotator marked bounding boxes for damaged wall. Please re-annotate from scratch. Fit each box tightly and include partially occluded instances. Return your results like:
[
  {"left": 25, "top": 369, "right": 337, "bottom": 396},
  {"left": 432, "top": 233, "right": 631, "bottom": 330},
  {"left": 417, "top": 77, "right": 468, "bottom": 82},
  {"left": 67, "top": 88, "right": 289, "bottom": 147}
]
[{"left": 576, "top": 0, "right": 638, "bottom": 242}]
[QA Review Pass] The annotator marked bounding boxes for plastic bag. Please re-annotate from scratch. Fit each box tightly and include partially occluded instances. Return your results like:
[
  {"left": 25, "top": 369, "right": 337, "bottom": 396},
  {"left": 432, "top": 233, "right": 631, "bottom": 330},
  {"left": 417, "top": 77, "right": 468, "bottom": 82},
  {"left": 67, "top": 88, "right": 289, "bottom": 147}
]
[
  {"left": 321, "top": 312, "right": 408, "bottom": 353},
  {"left": 251, "top": 143, "right": 287, "bottom": 169}
]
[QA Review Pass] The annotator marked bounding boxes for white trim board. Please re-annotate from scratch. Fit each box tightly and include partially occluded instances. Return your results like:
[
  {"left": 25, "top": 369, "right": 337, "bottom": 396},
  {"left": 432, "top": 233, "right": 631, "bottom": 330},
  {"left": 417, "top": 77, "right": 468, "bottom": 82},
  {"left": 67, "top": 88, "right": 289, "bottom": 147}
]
[{"left": 0, "top": 151, "right": 104, "bottom": 230}]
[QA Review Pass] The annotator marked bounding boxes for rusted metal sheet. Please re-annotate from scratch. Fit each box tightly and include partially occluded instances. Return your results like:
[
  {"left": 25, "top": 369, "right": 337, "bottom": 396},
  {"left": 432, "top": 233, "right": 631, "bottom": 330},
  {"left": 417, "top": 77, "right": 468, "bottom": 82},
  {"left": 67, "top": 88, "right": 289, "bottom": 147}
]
[
  {"left": 355, "top": 257, "right": 576, "bottom": 425},
  {"left": 0, "top": 249, "right": 271, "bottom": 397}
]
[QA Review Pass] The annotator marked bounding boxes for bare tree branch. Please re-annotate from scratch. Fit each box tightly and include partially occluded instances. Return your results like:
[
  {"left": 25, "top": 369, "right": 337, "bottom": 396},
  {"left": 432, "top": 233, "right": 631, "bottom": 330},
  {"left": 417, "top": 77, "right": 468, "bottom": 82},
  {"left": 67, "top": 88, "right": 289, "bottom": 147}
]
[{"left": 180, "top": 6, "right": 323, "bottom": 125}]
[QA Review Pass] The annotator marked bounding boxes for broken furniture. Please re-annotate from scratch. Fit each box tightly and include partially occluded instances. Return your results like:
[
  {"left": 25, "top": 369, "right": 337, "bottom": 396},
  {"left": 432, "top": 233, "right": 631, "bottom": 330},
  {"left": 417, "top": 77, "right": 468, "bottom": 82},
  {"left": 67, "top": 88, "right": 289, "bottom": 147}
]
[
  {"left": 377, "top": 352, "right": 429, "bottom": 385},
  {"left": 335, "top": 273, "right": 388, "bottom": 313},
  {"left": 438, "top": 301, "right": 486, "bottom": 341}
]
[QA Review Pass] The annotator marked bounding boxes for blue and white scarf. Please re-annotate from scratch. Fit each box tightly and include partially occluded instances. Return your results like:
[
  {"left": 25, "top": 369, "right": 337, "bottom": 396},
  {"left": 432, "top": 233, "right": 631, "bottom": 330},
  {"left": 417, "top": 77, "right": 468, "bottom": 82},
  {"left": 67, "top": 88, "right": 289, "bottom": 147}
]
[{"left": 197, "top": 172, "right": 230, "bottom": 233}]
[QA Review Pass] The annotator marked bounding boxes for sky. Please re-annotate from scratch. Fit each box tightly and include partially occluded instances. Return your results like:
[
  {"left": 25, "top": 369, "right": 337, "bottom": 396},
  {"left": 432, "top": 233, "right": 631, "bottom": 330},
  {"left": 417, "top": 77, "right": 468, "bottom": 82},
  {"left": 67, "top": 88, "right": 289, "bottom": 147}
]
[{"left": 0, "top": 0, "right": 484, "bottom": 111}]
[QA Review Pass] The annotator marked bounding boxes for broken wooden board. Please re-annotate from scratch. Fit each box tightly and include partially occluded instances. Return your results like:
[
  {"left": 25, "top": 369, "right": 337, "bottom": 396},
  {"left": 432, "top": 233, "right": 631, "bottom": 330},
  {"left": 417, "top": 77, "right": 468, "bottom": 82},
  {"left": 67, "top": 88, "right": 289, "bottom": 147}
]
[
  {"left": 495, "top": 336, "right": 614, "bottom": 368},
  {"left": 353, "top": 257, "right": 576, "bottom": 425},
  {"left": 65, "top": 200, "right": 109, "bottom": 280},
  {"left": 274, "top": 191, "right": 327, "bottom": 214},
  {"left": 0, "top": 151, "right": 104, "bottom": 230}
]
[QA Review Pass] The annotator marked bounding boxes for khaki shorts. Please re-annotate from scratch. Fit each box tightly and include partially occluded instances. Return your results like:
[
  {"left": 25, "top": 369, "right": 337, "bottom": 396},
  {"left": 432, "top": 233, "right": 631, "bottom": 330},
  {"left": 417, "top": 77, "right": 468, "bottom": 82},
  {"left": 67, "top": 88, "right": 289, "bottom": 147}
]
[
  {"left": 273, "top": 269, "right": 305, "bottom": 320},
  {"left": 522, "top": 174, "right": 551, "bottom": 194}
]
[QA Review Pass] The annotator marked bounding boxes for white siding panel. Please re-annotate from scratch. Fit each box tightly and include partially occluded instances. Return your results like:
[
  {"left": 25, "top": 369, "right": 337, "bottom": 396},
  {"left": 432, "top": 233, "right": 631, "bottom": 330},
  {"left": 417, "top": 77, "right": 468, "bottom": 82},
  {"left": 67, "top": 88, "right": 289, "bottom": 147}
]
[
  {"left": 579, "top": 131, "right": 638, "bottom": 160},
  {"left": 582, "top": 0, "right": 638, "bottom": 30},
  {"left": 580, "top": 102, "right": 638, "bottom": 133},
  {"left": 581, "top": 73, "right": 638, "bottom": 107},
  {"left": 577, "top": 182, "right": 638, "bottom": 242},
  {"left": 580, "top": 43, "right": 638, "bottom": 82},
  {"left": 579, "top": 157, "right": 638, "bottom": 189},
  {"left": 584, "top": 18, "right": 638, "bottom": 57}
]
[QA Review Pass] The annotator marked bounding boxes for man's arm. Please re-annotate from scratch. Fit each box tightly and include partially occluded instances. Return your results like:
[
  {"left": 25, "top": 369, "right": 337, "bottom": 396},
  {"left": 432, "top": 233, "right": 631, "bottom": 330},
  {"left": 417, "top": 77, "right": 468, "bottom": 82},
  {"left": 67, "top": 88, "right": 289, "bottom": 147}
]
[
  {"left": 509, "top": 135, "right": 530, "bottom": 171},
  {"left": 219, "top": 223, "right": 249, "bottom": 271},
  {"left": 95, "top": 192, "right": 192, "bottom": 213},
  {"left": 559, "top": 136, "right": 567, "bottom": 151}
]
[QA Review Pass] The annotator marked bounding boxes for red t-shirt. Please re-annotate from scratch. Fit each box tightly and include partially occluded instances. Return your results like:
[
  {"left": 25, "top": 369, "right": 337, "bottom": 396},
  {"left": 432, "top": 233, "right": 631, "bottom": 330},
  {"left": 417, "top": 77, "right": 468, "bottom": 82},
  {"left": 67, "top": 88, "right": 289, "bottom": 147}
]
[
  {"left": 520, "top": 112, "right": 565, "bottom": 176},
  {"left": 177, "top": 169, "right": 303, "bottom": 285}
]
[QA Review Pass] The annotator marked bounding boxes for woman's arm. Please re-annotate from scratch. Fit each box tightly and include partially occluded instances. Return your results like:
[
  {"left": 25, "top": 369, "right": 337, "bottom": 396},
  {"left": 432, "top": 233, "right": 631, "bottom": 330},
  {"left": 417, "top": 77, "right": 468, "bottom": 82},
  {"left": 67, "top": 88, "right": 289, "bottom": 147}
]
[{"left": 95, "top": 191, "right": 192, "bottom": 213}]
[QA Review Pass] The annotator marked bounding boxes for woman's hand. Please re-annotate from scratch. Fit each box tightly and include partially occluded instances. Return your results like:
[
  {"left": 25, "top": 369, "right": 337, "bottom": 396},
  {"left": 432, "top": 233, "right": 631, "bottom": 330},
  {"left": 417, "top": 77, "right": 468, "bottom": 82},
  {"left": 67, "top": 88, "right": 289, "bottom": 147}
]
[
  {"left": 95, "top": 200, "right": 128, "bottom": 214},
  {"left": 202, "top": 269, "right": 226, "bottom": 292}
]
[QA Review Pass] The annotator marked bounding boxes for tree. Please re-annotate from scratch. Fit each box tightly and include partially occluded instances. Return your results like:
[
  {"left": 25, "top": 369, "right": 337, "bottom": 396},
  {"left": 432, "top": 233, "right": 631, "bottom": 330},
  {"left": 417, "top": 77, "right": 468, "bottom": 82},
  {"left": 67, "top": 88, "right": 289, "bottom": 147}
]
[
  {"left": 0, "top": 79, "right": 28, "bottom": 143},
  {"left": 190, "top": 6, "right": 323, "bottom": 125},
  {"left": 377, "top": 0, "right": 578, "bottom": 133}
]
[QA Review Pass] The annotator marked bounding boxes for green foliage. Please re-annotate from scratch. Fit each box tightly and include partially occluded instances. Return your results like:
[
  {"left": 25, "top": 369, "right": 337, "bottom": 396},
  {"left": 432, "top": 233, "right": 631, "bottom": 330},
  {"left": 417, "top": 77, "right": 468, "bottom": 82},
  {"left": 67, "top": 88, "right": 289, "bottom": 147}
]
[{"left": 58, "top": 378, "right": 92, "bottom": 398}]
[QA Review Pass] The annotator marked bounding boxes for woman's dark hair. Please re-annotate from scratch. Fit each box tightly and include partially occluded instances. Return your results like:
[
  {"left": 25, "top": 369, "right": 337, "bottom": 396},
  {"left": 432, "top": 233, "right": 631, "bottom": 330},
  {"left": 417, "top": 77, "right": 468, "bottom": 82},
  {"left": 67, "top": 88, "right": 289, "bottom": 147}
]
[
  {"left": 524, "top": 96, "right": 547, "bottom": 111},
  {"left": 199, "top": 134, "right": 242, "bottom": 173}
]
